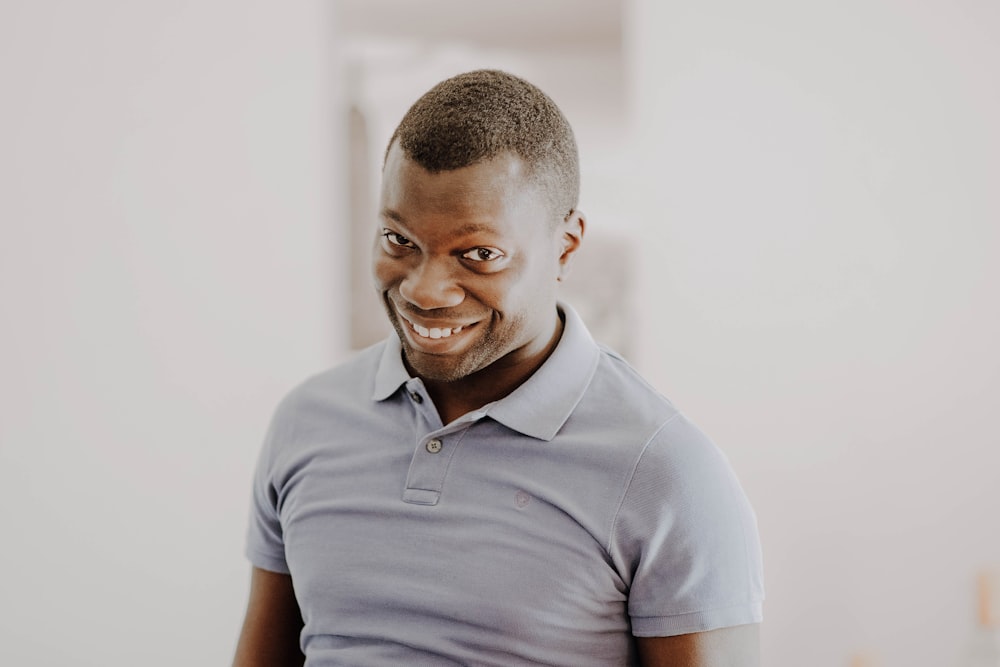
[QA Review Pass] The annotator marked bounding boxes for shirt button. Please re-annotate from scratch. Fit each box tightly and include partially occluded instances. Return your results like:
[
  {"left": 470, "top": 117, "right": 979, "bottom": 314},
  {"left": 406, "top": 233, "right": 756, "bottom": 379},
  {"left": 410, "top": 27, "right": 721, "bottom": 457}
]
[
  {"left": 410, "top": 392, "right": 423, "bottom": 404},
  {"left": 425, "top": 439, "right": 442, "bottom": 454}
]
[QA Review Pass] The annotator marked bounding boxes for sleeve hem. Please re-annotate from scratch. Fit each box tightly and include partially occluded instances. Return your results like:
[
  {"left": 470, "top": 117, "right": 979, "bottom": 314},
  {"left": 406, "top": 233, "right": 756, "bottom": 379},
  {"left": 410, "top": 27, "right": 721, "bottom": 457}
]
[
  {"left": 245, "top": 547, "right": 290, "bottom": 575},
  {"left": 631, "top": 601, "right": 763, "bottom": 637}
]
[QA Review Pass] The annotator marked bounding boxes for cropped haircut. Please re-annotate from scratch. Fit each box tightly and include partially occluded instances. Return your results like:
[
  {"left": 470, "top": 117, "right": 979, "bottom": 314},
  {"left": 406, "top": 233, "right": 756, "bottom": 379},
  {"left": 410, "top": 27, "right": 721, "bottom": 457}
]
[{"left": 385, "top": 69, "right": 580, "bottom": 222}]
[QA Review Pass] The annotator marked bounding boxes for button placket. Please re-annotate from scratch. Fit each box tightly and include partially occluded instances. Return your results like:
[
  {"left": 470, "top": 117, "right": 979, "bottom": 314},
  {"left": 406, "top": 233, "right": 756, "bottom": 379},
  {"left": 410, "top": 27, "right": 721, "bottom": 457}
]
[
  {"left": 404, "top": 379, "right": 446, "bottom": 431},
  {"left": 402, "top": 428, "right": 472, "bottom": 506}
]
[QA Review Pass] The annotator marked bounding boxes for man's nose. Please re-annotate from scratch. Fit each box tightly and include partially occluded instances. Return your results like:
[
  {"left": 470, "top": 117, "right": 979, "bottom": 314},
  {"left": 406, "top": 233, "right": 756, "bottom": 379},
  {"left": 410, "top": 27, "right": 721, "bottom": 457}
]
[{"left": 398, "top": 258, "right": 464, "bottom": 310}]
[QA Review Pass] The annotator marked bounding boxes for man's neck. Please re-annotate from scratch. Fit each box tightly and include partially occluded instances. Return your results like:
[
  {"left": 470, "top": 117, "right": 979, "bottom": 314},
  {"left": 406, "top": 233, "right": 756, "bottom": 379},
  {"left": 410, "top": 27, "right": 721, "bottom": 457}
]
[{"left": 422, "top": 313, "right": 565, "bottom": 426}]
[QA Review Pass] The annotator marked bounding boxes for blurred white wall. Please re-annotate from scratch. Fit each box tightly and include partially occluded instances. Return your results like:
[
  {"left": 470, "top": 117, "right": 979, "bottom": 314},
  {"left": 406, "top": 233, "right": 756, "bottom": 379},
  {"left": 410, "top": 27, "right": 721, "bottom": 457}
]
[
  {"left": 628, "top": 0, "right": 1000, "bottom": 665},
  {"left": 0, "top": 1, "right": 343, "bottom": 665}
]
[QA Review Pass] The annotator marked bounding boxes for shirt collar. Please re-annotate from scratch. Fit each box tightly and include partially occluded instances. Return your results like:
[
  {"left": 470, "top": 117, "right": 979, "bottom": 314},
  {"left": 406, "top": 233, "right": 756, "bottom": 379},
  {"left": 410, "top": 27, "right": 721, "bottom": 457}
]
[
  {"left": 372, "top": 330, "right": 410, "bottom": 402},
  {"left": 371, "top": 302, "right": 601, "bottom": 441}
]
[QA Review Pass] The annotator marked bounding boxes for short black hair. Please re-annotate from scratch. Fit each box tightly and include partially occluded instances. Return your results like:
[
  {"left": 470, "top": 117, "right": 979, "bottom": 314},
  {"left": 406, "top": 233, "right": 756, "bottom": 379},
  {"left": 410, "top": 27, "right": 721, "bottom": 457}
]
[{"left": 385, "top": 69, "right": 580, "bottom": 221}]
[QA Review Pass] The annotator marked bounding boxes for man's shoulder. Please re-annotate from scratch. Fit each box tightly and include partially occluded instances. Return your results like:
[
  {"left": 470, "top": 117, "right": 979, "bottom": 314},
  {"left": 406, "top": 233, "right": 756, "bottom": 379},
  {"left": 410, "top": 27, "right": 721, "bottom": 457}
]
[
  {"left": 547, "top": 343, "right": 687, "bottom": 457},
  {"left": 274, "top": 341, "right": 386, "bottom": 419},
  {"left": 587, "top": 344, "right": 681, "bottom": 424},
  {"left": 254, "top": 342, "right": 392, "bottom": 469},
  {"left": 587, "top": 347, "right": 741, "bottom": 493}
]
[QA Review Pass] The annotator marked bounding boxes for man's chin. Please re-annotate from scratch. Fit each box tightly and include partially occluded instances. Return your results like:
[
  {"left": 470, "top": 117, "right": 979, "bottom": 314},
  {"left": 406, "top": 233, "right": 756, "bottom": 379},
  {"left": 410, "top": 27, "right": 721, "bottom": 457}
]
[{"left": 401, "top": 346, "right": 480, "bottom": 383}]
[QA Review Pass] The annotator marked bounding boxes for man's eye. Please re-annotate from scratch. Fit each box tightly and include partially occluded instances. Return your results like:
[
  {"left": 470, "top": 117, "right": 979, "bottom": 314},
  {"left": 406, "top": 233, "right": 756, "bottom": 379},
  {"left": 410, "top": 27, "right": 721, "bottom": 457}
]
[
  {"left": 382, "top": 231, "right": 415, "bottom": 248},
  {"left": 462, "top": 247, "right": 505, "bottom": 262}
]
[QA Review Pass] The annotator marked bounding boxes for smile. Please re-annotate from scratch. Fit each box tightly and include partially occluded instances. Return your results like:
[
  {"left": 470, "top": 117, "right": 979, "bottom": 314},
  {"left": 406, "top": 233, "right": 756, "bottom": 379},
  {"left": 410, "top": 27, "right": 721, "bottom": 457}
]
[
  {"left": 400, "top": 314, "right": 472, "bottom": 340},
  {"left": 410, "top": 322, "right": 463, "bottom": 339}
]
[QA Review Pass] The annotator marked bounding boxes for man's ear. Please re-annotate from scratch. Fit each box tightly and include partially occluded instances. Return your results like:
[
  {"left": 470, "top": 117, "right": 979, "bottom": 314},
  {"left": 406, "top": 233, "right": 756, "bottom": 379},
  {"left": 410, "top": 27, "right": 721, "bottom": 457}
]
[{"left": 557, "top": 209, "right": 586, "bottom": 281}]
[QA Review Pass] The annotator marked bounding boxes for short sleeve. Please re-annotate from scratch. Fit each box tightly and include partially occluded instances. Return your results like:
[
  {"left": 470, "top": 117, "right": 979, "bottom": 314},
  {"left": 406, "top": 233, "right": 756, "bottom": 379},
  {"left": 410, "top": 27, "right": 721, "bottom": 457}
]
[
  {"left": 244, "top": 401, "right": 293, "bottom": 575},
  {"left": 609, "top": 414, "right": 764, "bottom": 637}
]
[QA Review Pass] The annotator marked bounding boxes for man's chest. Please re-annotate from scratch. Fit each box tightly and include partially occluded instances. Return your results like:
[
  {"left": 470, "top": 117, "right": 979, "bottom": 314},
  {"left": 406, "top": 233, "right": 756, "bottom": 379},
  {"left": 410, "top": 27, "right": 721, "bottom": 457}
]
[{"left": 274, "top": 424, "right": 636, "bottom": 664}]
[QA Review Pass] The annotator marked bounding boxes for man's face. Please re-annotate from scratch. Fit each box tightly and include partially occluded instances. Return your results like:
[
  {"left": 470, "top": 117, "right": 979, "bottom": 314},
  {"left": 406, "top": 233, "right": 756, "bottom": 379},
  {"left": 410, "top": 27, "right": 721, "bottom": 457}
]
[{"left": 373, "top": 143, "right": 572, "bottom": 384}]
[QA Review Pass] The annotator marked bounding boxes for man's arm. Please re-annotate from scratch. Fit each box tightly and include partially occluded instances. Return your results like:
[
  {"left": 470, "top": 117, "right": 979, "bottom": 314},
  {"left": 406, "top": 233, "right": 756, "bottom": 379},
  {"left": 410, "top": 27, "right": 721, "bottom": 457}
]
[
  {"left": 232, "top": 567, "right": 305, "bottom": 667},
  {"left": 636, "top": 624, "right": 760, "bottom": 667}
]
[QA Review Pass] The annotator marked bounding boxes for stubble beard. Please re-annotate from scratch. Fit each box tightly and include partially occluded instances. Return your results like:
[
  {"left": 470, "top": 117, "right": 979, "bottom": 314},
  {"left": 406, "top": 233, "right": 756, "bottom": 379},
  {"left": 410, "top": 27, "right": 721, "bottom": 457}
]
[{"left": 383, "top": 299, "right": 517, "bottom": 384}]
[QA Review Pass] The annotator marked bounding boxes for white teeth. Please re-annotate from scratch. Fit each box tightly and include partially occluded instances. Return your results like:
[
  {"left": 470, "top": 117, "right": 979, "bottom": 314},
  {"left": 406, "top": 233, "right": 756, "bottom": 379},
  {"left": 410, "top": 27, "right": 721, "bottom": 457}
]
[{"left": 407, "top": 319, "right": 464, "bottom": 339}]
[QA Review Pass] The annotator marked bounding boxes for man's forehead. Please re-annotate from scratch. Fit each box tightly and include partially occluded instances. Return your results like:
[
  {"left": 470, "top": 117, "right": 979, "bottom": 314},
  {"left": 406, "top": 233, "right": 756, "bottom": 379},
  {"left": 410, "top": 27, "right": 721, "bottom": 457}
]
[
  {"left": 384, "top": 141, "right": 528, "bottom": 180},
  {"left": 382, "top": 145, "right": 537, "bottom": 201}
]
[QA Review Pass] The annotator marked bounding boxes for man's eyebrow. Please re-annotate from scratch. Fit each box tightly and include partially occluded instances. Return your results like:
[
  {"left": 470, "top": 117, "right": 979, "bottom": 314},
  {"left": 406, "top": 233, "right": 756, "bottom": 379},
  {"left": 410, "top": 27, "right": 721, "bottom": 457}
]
[
  {"left": 453, "top": 222, "right": 495, "bottom": 236},
  {"left": 380, "top": 208, "right": 405, "bottom": 224}
]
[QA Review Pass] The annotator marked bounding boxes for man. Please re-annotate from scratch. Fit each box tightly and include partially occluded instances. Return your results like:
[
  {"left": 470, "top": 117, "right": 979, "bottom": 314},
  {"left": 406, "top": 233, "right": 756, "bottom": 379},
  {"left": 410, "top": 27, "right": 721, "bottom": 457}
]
[{"left": 233, "top": 70, "right": 763, "bottom": 666}]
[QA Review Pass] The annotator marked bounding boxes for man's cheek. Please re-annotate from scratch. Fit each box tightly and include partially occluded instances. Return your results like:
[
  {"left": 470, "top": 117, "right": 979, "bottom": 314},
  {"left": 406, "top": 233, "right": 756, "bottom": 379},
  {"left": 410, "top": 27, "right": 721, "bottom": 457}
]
[{"left": 371, "top": 258, "right": 398, "bottom": 291}]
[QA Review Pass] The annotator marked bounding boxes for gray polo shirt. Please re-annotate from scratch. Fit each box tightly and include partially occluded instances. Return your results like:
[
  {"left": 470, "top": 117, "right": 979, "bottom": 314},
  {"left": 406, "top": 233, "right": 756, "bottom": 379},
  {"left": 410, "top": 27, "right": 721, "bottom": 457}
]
[{"left": 246, "top": 304, "right": 764, "bottom": 666}]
